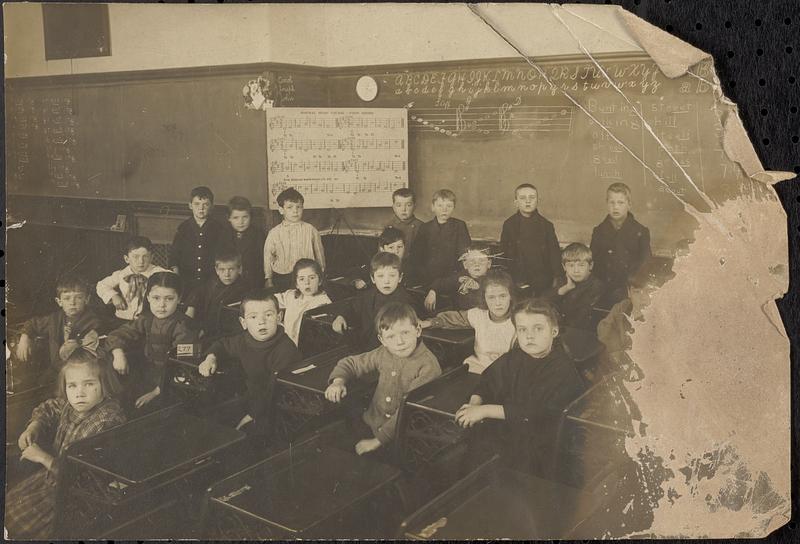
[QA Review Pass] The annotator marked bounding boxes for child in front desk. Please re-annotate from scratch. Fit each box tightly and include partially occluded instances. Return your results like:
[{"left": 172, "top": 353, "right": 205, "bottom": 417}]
[
  {"left": 185, "top": 249, "right": 249, "bottom": 341},
  {"left": 199, "top": 289, "right": 302, "bottom": 436},
  {"left": 422, "top": 270, "right": 517, "bottom": 374},
  {"left": 424, "top": 244, "right": 493, "bottom": 312},
  {"left": 325, "top": 302, "right": 441, "bottom": 456},
  {"left": 353, "top": 226, "right": 412, "bottom": 290},
  {"left": 275, "top": 258, "right": 332, "bottom": 346},
  {"left": 455, "top": 299, "right": 584, "bottom": 476},
  {"left": 5, "top": 348, "right": 126, "bottom": 540},
  {"left": 107, "top": 272, "right": 198, "bottom": 410}
]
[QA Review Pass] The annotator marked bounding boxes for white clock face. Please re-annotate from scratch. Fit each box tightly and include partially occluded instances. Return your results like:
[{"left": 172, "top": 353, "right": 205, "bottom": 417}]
[{"left": 356, "top": 76, "right": 379, "bottom": 102}]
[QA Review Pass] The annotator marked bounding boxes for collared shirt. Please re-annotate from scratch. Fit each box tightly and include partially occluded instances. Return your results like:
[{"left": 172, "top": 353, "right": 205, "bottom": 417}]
[
  {"left": 170, "top": 217, "right": 226, "bottom": 286},
  {"left": 96, "top": 264, "right": 169, "bottom": 320},
  {"left": 263, "top": 220, "right": 326, "bottom": 278}
]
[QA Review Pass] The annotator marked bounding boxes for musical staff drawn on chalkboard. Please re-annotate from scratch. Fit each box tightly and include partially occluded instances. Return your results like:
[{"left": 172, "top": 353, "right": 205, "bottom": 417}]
[
  {"left": 270, "top": 159, "right": 407, "bottom": 174},
  {"left": 268, "top": 115, "right": 405, "bottom": 130},
  {"left": 408, "top": 105, "right": 573, "bottom": 136},
  {"left": 269, "top": 137, "right": 405, "bottom": 152}
]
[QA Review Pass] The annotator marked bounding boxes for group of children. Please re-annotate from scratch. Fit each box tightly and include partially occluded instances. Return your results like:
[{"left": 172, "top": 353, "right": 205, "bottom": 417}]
[{"left": 7, "top": 180, "right": 651, "bottom": 538}]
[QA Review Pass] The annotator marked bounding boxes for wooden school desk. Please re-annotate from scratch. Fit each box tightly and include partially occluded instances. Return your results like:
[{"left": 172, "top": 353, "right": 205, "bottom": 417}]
[
  {"left": 203, "top": 430, "right": 403, "bottom": 539},
  {"left": 297, "top": 299, "right": 354, "bottom": 356},
  {"left": 57, "top": 405, "right": 245, "bottom": 538},
  {"left": 399, "top": 455, "right": 605, "bottom": 540}
]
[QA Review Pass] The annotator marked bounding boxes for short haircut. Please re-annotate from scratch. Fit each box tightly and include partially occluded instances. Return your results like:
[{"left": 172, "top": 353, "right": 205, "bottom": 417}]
[
  {"left": 432, "top": 189, "right": 456, "bottom": 204},
  {"left": 190, "top": 186, "right": 215, "bottom": 203},
  {"left": 214, "top": 248, "right": 242, "bottom": 266},
  {"left": 370, "top": 251, "right": 402, "bottom": 274},
  {"left": 515, "top": 183, "right": 538, "bottom": 197},
  {"left": 57, "top": 349, "right": 122, "bottom": 401},
  {"left": 378, "top": 226, "right": 405, "bottom": 248},
  {"left": 146, "top": 271, "right": 184, "bottom": 299},
  {"left": 392, "top": 188, "right": 415, "bottom": 203},
  {"left": 607, "top": 182, "right": 632, "bottom": 202},
  {"left": 56, "top": 273, "right": 90, "bottom": 297},
  {"left": 277, "top": 187, "right": 304, "bottom": 207},
  {"left": 561, "top": 242, "right": 593, "bottom": 264},
  {"left": 460, "top": 243, "right": 491, "bottom": 262},
  {"left": 479, "top": 269, "right": 516, "bottom": 311},
  {"left": 228, "top": 196, "right": 252, "bottom": 214},
  {"left": 291, "top": 258, "right": 325, "bottom": 297},
  {"left": 375, "top": 301, "right": 419, "bottom": 334},
  {"left": 124, "top": 235, "right": 154, "bottom": 255},
  {"left": 239, "top": 288, "right": 280, "bottom": 318},
  {"left": 511, "top": 298, "right": 560, "bottom": 329}
]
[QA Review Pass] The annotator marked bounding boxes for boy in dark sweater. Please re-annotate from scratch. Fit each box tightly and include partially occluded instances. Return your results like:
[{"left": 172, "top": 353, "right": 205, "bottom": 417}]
[
  {"left": 170, "top": 186, "right": 226, "bottom": 292},
  {"left": 225, "top": 196, "right": 266, "bottom": 290},
  {"left": 198, "top": 289, "right": 301, "bottom": 434},
  {"left": 455, "top": 299, "right": 584, "bottom": 476},
  {"left": 547, "top": 243, "right": 607, "bottom": 332},
  {"left": 424, "top": 244, "right": 492, "bottom": 312},
  {"left": 499, "top": 183, "right": 562, "bottom": 297},
  {"left": 388, "top": 188, "right": 424, "bottom": 257},
  {"left": 590, "top": 183, "right": 651, "bottom": 305},
  {"left": 332, "top": 252, "right": 415, "bottom": 352},
  {"left": 353, "top": 227, "right": 414, "bottom": 290},
  {"left": 412, "top": 189, "right": 471, "bottom": 286},
  {"left": 185, "top": 249, "right": 250, "bottom": 341}
]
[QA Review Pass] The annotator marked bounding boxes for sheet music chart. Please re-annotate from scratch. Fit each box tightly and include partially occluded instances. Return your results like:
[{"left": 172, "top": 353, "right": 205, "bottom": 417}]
[{"left": 266, "top": 108, "right": 409, "bottom": 209}]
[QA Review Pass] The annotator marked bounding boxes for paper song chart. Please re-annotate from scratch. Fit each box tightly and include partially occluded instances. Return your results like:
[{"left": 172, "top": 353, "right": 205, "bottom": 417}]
[{"left": 265, "top": 108, "right": 409, "bottom": 209}]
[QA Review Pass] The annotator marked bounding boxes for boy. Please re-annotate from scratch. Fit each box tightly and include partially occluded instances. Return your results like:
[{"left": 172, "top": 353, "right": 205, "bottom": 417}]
[
  {"left": 185, "top": 249, "right": 250, "bottom": 340},
  {"left": 96, "top": 236, "right": 169, "bottom": 322},
  {"left": 425, "top": 245, "right": 491, "bottom": 312},
  {"left": 353, "top": 227, "right": 411, "bottom": 289},
  {"left": 198, "top": 289, "right": 302, "bottom": 435},
  {"left": 325, "top": 302, "right": 441, "bottom": 455},
  {"left": 546, "top": 243, "right": 607, "bottom": 332},
  {"left": 225, "top": 196, "right": 266, "bottom": 290},
  {"left": 412, "top": 189, "right": 471, "bottom": 286},
  {"left": 590, "top": 183, "right": 651, "bottom": 305},
  {"left": 455, "top": 299, "right": 584, "bottom": 476},
  {"left": 16, "top": 274, "right": 102, "bottom": 383},
  {"left": 170, "top": 186, "right": 226, "bottom": 291},
  {"left": 499, "top": 183, "right": 562, "bottom": 297},
  {"left": 388, "top": 188, "right": 424, "bottom": 256},
  {"left": 264, "top": 187, "right": 326, "bottom": 292},
  {"left": 332, "top": 252, "right": 415, "bottom": 352}
]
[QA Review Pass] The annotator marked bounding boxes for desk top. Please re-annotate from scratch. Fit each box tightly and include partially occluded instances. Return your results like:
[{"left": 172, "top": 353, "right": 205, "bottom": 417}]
[
  {"left": 406, "top": 366, "right": 479, "bottom": 417},
  {"left": 68, "top": 408, "right": 245, "bottom": 485},
  {"left": 404, "top": 462, "right": 604, "bottom": 539},
  {"left": 210, "top": 435, "right": 401, "bottom": 534},
  {"left": 277, "top": 345, "right": 352, "bottom": 394},
  {"left": 564, "top": 374, "right": 634, "bottom": 435},
  {"left": 421, "top": 327, "right": 474, "bottom": 346}
]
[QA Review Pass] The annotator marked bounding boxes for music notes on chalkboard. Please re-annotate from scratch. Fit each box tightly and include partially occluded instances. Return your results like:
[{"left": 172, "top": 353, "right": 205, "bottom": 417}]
[{"left": 408, "top": 104, "right": 573, "bottom": 137}]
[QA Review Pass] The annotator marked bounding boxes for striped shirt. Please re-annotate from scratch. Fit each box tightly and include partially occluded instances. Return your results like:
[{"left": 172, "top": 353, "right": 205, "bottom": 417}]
[{"left": 263, "top": 220, "right": 326, "bottom": 278}]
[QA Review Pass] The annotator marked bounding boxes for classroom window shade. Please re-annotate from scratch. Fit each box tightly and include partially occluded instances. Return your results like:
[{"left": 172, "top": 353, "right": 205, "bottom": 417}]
[{"left": 42, "top": 4, "right": 111, "bottom": 60}]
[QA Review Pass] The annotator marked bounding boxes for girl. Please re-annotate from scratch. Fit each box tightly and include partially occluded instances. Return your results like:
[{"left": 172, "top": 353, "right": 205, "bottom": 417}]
[
  {"left": 275, "top": 259, "right": 332, "bottom": 346},
  {"left": 421, "top": 269, "right": 516, "bottom": 374},
  {"left": 5, "top": 347, "right": 127, "bottom": 540},
  {"left": 106, "top": 272, "right": 198, "bottom": 409}
]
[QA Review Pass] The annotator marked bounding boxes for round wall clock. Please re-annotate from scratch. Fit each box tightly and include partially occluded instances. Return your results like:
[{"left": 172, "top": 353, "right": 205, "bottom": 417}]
[{"left": 356, "top": 75, "right": 379, "bottom": 102}]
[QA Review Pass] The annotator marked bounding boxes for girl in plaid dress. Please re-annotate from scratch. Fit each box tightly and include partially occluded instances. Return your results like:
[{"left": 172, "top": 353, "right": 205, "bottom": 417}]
[{"left": 5, "top": 347, "right": 126, "bottom": 540}]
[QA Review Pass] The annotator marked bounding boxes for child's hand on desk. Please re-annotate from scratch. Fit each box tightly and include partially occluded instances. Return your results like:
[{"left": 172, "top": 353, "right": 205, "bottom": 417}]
[
  {"left": 20, "top": 443, "right": 54, "bottom": 470},
  {"left": 353, "top": 279, "right": 368, "bottom": 290},
  {"left": 198, "top": 356, "right": 217, "bottom": 377},
  {"left": 135, "top": 386, "right": 160, "bottom": 409},
  {"left": 455, "top": 404, "right": 486, "bottom": 428},
  {"left": 419, "top": 319, "right": 432, "bottom": 329},
  {"left": 18, "top": 421, "right": 42, "bottom": 450},
  {"left": 15, "top": 334, "right": 32, "bottom": 362},
  {"left": 331, "top": 316, "right": 348, "bottom": 334},
  {"left": 424, "top": 290, "right": 437, "bottom": 311},
  {"left": 236, "top": 414, "right": 254, "bottom": 430},
  {"left": 111, "top": 349, "right": 129, "bottom": 375},
  {"left": 355, "top": 438, "right": 382, "bottom": 456},
  {"left": 324, "top": 379, "right": 347, "bottom": 403},
  {"left": 111, "top": 294, "right": 128, "bottom": 311}
]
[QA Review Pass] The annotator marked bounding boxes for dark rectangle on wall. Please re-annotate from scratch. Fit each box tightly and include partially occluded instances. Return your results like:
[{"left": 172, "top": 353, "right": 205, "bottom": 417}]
[{"left": 42, "top": 3, "right": 111, "bottom": 60}]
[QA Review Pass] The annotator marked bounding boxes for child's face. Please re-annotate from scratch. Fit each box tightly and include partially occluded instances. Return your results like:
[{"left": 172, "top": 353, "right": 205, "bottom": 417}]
[
  {"left": 563, "top": 259, "right": 593, "bottom": 283},
  {"left": 215, "top": 260, "right": 242, "bottom": 286},
  {"left": 228, "top": 209, "right": 251, "bottom": 233},
  {"left": 431, "top": 198, "right": 455, "bottom": 223},
  {"left": 378, "top": 317, "right": 421, "bottom": 358},
  {"left": 485, "top": 284, "right": 511, "bottom": 319},
  {"left": 296, "top": 266, "right": 321, "bottom": 296},
  {"left": 371, "top": 266, "right": 402, "bottom": 295},
  {"left": 515, "top": 187, "right": 538, "bottom": 216},
  {"left": 239, "top": 299, "right": 280, "bottom": 342},
  {"left": 189, "top": 197, "right": 212, "bottom": 222},
  {"left": 607, "top": 192, "right": 630, "bottom": 221},
  {"left": 124, "top": 247, "right": 153, "bottom": 274},
  {"left": 392, "top": 196, "right": 415, "bottom": 221},
  {"left": 462, "top": 251, "right": 491, "bottom": 279},
  {"left": 147, "top": 286, "right": 180, "bottom": 319},
  {"left": 514, "top": 312, "right": 558, "bottom": 358},
  {"left": 55, "top": 290, "right": 89, "bottom": 318},
  {"left": 279, "top": 200, "right": 304, "bottom": 223},
  {"left": 379, "top": 240, "right": 406, "bottom": 261},
  {"left": 64, "top": 364, "right": 103, "bottom": 414}
]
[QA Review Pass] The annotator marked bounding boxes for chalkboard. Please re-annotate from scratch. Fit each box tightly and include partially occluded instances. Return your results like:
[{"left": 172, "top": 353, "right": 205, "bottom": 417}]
[{"left": 5, "top": 66, "right": 326, "bottom": 205}]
